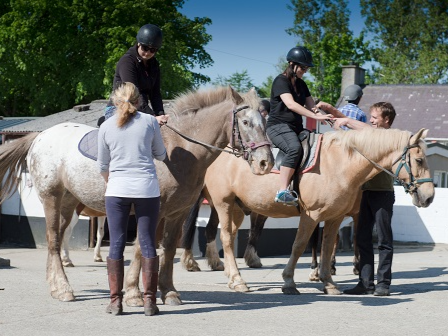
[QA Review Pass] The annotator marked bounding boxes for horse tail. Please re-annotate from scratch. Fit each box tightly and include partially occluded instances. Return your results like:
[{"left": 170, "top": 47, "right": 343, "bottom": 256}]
[
  {"left": 0, "top": 132, "right": 39, "bottom": 204},
  {"left": 181, "top": 191, "right": 204, "bottom": 249}
]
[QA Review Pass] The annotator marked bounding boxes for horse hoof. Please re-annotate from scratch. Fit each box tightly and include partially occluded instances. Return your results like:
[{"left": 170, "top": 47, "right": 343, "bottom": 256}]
[
  {"left": 63, "top": 262, "right": 74, "bottom": 267},
  {"left": 125, "top": 297, "right": 144, "bottom": 307},
  {"left": 308, "top": 270, "right": 319, "bottom": 282},
  {"left": 187, "top": 265, "right": 201, "bottom": 272},
  {"left": 231, "top": 283, "right": 250, "bottom": 292},
  {"left": 181, "top": 258, "right": 201, "bottom": 272},
  {"left": 247, "top": 261, "right": 262, "bottom": 268},
  {"left": 282, "top": 287, "right": 300, "bottom": 295},
  {"left": 59, "top": 292, "right": 75, "bottom": 302},
  {"left": 211, "top": 264, "right": 224, "bottom": 271},
  {"left": 94, "top": 258, "right": 103, "bottom": 262},
  {"left": 163, "top": 292, "right": 182, "bottom": 306},
  {"left": 353, "top": 267, "right": 359, "bottom": 275},
  {"left": 323, "top": 287, "right": 341, "bottom": 295},
  {"left": 331, "top": 269, "right": 336, "bottom": 276}
]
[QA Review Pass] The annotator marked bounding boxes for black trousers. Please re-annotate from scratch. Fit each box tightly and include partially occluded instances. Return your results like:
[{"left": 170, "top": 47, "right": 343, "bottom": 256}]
[
  {"left": 266, "top": 123, "right": 303, "bottom": 169},
  {"left": 357, "top": 190, "right": 395, "bottom": 289},
  {"left": 106, "top": 196, "right": 160, "bottom": 260}
]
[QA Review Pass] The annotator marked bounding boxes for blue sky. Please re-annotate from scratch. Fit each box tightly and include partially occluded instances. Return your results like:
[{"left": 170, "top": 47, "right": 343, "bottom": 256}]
[{"left": 180, "top": 0, "right": 365, "bottom": 88}]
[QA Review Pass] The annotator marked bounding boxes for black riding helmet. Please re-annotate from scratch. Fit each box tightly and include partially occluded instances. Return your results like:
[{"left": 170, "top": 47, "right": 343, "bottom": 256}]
[
  {"left": 136, "top": 24, "right": 163, "bottom": 49},
  {"left": 286, "top": 46, "right": 314, "bottom": 67}
]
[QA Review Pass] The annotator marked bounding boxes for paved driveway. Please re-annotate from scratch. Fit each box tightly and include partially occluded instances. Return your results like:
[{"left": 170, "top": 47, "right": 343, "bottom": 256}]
[{"left": 1, "top": 244, "right": 447, "bottom": 336}]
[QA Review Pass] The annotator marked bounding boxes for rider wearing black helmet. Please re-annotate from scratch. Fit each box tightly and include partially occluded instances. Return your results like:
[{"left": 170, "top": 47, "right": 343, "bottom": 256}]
[
  {"left": 286, "top": 46, "right": 315, "bottom": 67},
  {"left": 104, "top": 24, "right": 168, "bottom": 125},
  {"left": 266, "top": 46, "right": 332, "bottom": 206}
]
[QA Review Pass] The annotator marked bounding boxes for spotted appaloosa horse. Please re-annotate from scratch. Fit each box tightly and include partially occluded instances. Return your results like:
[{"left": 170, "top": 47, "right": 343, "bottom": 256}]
[{"left": 0, "top": 86, "right": 273, "bottom": 302}]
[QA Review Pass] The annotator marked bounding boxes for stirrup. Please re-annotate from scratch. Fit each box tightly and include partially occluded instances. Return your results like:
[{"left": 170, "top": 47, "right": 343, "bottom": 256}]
[{"left": 274, "top": 189, "right": 299, "bottom": 206}]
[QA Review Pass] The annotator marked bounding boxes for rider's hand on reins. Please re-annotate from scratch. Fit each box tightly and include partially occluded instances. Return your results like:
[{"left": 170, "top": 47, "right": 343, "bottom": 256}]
[{"left": 156, "top": 115, "right": 169, "bottom": 126}]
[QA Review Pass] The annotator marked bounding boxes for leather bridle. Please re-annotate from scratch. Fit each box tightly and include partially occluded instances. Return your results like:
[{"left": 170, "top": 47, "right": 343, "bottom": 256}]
[
  {"left": 354, "top": 139, "right": 433, "bottom": 194},
  {"left": 164, "top": 105, "right": 271, "bottom": 161}
]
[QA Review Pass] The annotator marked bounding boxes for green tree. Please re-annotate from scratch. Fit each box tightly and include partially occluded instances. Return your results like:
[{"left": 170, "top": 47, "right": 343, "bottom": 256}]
[
  {"left": 258, "top": 57, "right": 286, "bottom": 98},
  {"left": 0, "top": 0, "right": 212, "bottom": 116},
  {"left": 361, "top": 0, "right": 448, "bottom": 84},
  {"left": 212, "top": 70, "right": 257, "bottom": 93},
  {"left": 258, "top": 76, "right": 273, "bottom": 98},
  {"left": 287, "top": 0, "right": 370, "bottom": 103}
]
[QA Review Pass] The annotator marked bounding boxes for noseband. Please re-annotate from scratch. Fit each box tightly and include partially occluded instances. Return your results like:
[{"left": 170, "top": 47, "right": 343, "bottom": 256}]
[
  {"left": 354, "top": 139, "right": 433, "bottom": 194},
  {"left": 391, "top": 143, "right": 433, "bottom": 194}
]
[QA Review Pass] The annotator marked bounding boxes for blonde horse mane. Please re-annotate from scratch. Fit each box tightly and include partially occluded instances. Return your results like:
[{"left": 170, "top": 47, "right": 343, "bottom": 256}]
[{"left": 322, "top": 128, "right": 412, "bottom": 161}]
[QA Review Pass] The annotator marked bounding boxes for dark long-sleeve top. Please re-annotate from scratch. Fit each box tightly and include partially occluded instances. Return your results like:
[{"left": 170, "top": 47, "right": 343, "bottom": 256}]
[{"left": 107, "top": 45, "right": 164, "bottom": 116}]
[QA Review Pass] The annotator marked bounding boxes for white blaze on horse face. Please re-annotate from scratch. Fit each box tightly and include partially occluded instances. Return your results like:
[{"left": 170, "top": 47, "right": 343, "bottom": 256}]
[
  {"left": 236, "top": 108, "right": 273, "bottom": 174},
  {"left": 237, "top": 109, "right": 267, "bottom": 138}
]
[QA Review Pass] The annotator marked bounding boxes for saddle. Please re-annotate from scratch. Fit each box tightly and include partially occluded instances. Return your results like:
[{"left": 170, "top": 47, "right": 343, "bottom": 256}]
[
  {"left": 272, "top": 129, "right": 323, "bottom": 200},
  {"left": 273, "top": 129, "right": 321, "bottom": 172}
]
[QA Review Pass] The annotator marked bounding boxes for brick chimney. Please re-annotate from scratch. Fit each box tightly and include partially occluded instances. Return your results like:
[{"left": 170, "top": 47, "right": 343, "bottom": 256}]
[{"left": 341, "top": 64, "right": 366, "bottom": 96}]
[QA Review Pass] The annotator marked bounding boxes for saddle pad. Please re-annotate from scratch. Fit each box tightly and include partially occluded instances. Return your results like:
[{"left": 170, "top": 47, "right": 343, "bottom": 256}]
[
  {"left": 301, "top": 134, "right": 322, "bottom": 173},
  {"left": 78, "top": 129, "right": 99, "bottom": 161},
  {"left": 270, "top": 134, "right": 322, "bottom": 174}
]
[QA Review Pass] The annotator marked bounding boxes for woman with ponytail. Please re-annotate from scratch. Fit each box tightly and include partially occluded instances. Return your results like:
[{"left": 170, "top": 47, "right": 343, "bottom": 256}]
[{"left": 97, "top": 82, "right": 166, "bottom": 316}]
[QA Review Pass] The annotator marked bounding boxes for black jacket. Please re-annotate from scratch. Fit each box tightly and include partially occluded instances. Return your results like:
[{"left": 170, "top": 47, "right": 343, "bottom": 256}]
[{"left": 108, "top": 45, "right": 164, "bottom": 115}]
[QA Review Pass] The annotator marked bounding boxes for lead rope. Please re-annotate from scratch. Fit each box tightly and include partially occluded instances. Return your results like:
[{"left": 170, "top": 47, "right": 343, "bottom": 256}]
[
  {"left": 163, "top": 123, "right": 243, "bottom": 157},
  {"left": 353, "top": 147, "right": 432, "bottom": 194},
  {"left": 353, "top": 148, "right": 398, "bottom": 180}
]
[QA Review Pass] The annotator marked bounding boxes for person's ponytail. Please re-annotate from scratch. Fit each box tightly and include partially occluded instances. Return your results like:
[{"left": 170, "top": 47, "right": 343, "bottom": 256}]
[{"left": 111, "top": 82, "right": 140, "bottom": 127}]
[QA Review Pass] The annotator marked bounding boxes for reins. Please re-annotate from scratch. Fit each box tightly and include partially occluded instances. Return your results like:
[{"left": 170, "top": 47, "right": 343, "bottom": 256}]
[
  {"left": 353, "top": 139, "right": 433, "bottom": 194},
  {"left": 162, "top": 105, "right": 270, "bottom": 160},
  {"left": 163, "top": 123, "right": 242, "bottom": 156}
]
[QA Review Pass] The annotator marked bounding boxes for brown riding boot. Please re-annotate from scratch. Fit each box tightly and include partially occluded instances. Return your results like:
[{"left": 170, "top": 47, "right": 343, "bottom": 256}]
[
  {"left": 142, "top": 255, "right": 160, "bottom": 316},
  {"left": 106, "top": 257, "right": 124, "bottom": 315}
]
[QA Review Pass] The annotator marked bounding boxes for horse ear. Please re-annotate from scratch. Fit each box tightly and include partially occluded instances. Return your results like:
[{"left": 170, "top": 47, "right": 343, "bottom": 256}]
[
  {"left": 410, "top": 128, "right": 428, "bottom": 145},
  {"left": 228, "top": 85, "right": 244, "bottom": 105}
]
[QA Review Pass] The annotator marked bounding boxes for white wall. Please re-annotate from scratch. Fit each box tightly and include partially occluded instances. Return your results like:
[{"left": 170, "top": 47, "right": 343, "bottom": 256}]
[
  {"left": 198, "top": 187, "right": 447, "bottom": 244},
  {"left": 393, "top": 187, "right": 448, "bottom": 244},
  {"left": 2, "top": 173, "right": 45, "bottom": 217},
  {"left": 2, "top": 172, "right": 88, "bottom": 219},
  {"left": 2, "top": 172, "right": 447, "bottom": 244}
]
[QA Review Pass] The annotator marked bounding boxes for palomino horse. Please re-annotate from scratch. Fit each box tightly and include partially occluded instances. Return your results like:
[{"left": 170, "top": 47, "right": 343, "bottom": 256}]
[
  {"left": 0, "top": 86, "right": 274, "bottom": 302},
  {"left": 181, "top": 193, "right": 361, "bottom": 280},
  {"left": 61, "top": 204, "right": 106, "bottom": 267},
  {"left": 181, "top": 128, "right": 434, "bottom": 294}
]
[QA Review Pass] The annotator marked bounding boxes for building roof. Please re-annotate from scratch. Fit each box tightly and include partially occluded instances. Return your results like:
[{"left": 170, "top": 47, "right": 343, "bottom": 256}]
[
  {"left": 0, "top": 100, "right": 108, "bottom": 134},
  {"left": 427, "top": 142, "right": 448, "bottom": 156},
  {"left": 342, "top": 84, "right": 448, "bottom": 140},
  {"left": 0, "top": 117, "right": 37, "bottom": 132},
  {"left": 0, "top": 99, "right": 174, "bottom": 135}
]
